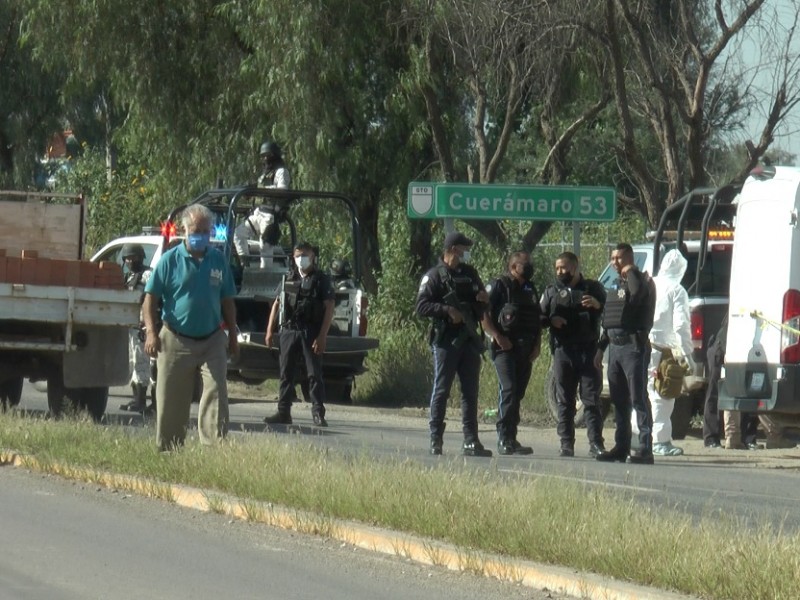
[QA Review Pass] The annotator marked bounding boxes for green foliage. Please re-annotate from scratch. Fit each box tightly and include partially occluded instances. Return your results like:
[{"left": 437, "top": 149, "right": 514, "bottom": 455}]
[{"left": 57, "top": 147, "right": 173, "bottom": 255}]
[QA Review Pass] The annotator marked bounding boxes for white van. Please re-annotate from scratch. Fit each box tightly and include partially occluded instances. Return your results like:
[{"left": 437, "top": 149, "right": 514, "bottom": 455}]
[{"left": 720, "top": 165, "right": 800, "bottom": 414}]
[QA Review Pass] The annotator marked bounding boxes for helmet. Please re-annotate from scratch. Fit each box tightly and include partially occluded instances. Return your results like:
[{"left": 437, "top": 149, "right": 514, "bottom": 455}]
[
  {"left": 330, "top": 258, "right": 352, "bottom": 277},
  {"left": 121, "top": 243, "right": 145, "bottom": 261},
  {"left": 259, "top": 140, "right": 281, "bottom": 158}
]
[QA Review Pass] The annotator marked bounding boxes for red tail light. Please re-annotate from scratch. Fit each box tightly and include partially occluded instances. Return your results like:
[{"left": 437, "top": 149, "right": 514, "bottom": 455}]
[
  {"left": 358, "top": 294, "right": 369, "bottom": 337},
  {"left": 160, "top": 220, "right": 177, "bottom": 241},
  {"left": 690, "top": 309, "right": 704, "bottom": 349},
  {"left": 781, "top": 289, "right": 800, "bottom": 363}
]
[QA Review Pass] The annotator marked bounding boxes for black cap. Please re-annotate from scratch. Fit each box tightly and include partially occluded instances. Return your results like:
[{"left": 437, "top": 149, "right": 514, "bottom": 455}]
[{"left": 444, "top": 231, "right": 473, "bottom": 250}]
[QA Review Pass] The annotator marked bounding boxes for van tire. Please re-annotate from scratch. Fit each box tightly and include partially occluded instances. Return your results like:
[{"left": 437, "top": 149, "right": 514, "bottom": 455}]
[
  {"left": 544, "top": 367, "right": 609, "bottom": 428},
  {"left": 670, "top": 394, "right": 694, "bottom": 440},
  {"left": 68, "top": 387, "right": 109, "bottom": 423}
]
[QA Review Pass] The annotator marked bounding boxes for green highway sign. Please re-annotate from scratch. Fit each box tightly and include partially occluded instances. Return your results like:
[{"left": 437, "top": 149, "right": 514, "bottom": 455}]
[{"left": 407, "top": 182, "right": 616, "bottom": 222}]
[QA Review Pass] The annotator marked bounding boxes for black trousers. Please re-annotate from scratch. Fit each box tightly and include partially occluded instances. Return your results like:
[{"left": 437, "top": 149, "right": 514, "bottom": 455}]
[
  {"left": 702, "top": 344, "right": 723, "bottom": 444},
  {"left": 429, "top": 343, "right": 481, "bottom": 440},
  {"left": 277, "top": 328, "right": 325, "bottom": 417},
  {"left": 607, "top": 341, "right": 652, "bottom": 453},
  {"left": 491, "top": 340, "right": 534, "bottom": 441},
  {"left": 552, "top": 343, "right": 604, "bottom": 448}
]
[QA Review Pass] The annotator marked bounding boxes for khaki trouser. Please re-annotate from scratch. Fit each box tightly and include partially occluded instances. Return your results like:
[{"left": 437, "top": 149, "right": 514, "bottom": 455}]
[
  {"left": 156, "top": 327, "right": 229, "bottom": 451},
  {"left": 724, "top": 410, "right": 782, "bottom": 446}
]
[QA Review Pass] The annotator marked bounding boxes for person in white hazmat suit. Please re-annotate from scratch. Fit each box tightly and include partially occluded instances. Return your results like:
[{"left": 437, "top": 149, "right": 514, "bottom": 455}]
[{"left": 631, "top": 249, "right": 695, "bottom": 456}]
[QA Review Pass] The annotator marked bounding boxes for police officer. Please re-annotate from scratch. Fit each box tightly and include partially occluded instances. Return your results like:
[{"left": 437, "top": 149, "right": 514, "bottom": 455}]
[
  {"left": 481, "top": 251, "right": 541, "bottom": 455},
  {"left": 264, "top": 241, "right": 335, "bottom": 426},
  {"left": 257, "top": 140, "right": 291, "bottom": 189},
  {"left": 416, "top": 231, "right": 492, "bottom": 457},
  {"left": 594, "top": 243, "right": 657, "bottom": 464},
  {"left": 119, "top": 243, "right": 155, "bottom": 413},
  {"left": 540, "top": 252, "right": 606, "bottom": 457}
]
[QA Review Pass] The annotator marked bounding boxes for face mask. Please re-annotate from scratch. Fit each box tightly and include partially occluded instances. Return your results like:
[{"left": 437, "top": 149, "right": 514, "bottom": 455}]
[
  {"left": 187, "top": 233, "right": 210, "bottom": 252},
  {"left": 295, "top": 255, "right": 312, "bottom": 271},
  {"left": 558, "top": 272, "right": 573, "bottom": 285},
  {"left": 521, "top": 263, "right": 534, "bottom": 280},
  {"left": 460, "top": 250, "right": 471, "bottom": 264}
]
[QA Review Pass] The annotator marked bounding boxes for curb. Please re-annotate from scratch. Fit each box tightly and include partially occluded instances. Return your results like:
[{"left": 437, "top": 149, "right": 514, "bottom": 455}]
[{"left": 0, "top": 449, "right": 697, "bottom": 600}]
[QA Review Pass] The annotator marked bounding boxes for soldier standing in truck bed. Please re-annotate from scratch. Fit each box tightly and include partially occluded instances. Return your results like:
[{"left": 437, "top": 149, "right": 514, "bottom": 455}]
[{"left": 415, "top": 231, "right": 492, "bottom": 458}]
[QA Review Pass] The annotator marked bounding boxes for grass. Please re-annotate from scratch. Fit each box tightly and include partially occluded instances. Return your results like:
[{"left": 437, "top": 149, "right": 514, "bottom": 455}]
[{"left": 1, "top": 412, "right": 799, "bottom": 599}]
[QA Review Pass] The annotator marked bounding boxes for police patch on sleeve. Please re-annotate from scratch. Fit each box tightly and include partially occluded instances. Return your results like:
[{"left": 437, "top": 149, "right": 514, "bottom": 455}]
[{"left": 418, "top": 275, "right": 430, "bottom": 292}]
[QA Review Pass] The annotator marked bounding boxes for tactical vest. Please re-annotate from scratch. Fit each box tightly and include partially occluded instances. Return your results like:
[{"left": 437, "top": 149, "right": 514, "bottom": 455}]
[
  {"left": 550, "top": 282, "right": 598, "bottom": 343},
  {"left": 439, "top": 265, "right": 479, "bottom": 309},
  {"left": 602, "top": 274, "right": 655, "bottom": 331},
  {"left": 497, "top": 276, "right": 541, "bottom": 337},
  {"left": 284, "top": 272, "right": 325, "bottom": 327},
  {"left": 125, "top": 269, "right": 149, "bottom": 292}
]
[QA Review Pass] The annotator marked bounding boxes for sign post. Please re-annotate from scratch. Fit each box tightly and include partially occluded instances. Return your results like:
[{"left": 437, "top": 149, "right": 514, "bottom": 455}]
[{"left": 407, "top": 182, "right": 616, "bottom": 222}]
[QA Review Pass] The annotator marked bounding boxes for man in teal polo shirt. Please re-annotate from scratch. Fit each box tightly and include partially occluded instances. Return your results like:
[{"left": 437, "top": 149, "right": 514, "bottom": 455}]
[{"left": 143, "top": 204, "right": 239, "bottom": 451}]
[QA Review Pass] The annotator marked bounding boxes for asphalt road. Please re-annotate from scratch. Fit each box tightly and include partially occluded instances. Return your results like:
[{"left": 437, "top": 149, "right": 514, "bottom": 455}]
[
  {"left": 15, "top": 381, "right": 800, "bottom": 532},
  {"left": 0, "top": 466, "right": 571, "bottom": 600}
]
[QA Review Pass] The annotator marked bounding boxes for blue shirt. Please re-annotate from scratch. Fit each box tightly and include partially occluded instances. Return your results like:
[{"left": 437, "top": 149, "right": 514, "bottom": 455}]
[{"left": 145, "top": 243, "right": 237, "bottom": 337}]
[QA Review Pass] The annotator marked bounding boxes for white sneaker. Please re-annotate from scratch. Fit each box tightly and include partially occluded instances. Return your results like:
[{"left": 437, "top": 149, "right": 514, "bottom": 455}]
[{"left": 653, "top": 442, "right": 684, "bottom": 456}]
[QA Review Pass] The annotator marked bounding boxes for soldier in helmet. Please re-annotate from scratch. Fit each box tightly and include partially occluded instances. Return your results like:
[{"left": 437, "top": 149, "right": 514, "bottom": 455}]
[
  {"left": 257, "top": 140, "right": 291, "bottom": 189},
  {"left": 119, "top": 243, "right": 155, "bottom": 413}
]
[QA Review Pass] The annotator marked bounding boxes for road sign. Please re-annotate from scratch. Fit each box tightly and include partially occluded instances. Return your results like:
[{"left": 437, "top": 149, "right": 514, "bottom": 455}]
[{"left": 407, "top": 182, "right": 616, "bottom": 222}]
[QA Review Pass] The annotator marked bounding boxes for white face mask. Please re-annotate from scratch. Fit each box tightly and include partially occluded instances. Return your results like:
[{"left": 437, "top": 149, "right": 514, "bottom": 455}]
[
  {"left": 460, "top": 250, "right": 472, "bottom": 264},
  {"left": 295, "top": 255, "right": 312, "bottom": 271}
]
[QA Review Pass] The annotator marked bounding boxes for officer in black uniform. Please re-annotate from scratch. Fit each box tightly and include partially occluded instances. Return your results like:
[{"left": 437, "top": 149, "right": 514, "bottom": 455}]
[
  {"left": 481, "top": 251, "right": 541, "bottom": 455},
  {"left": 540, "top": 252, "right": 606, "bottom": 457},
  {"left": 416, "top": 231, "right": 492, "bottom": 457},
  {"left": 595, "top": 243, "right": 657, "bottom": 464},
  {"left": 264, "top": 241, "right": 335, "bottom": 426}
]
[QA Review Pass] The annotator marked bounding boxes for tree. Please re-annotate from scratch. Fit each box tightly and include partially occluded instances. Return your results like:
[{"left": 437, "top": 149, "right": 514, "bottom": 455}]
[
  {"left": 595, "top": 0, "right": 800, "bottom": 226},
  {"left": 0, "top": 2, "right": 63, "bottom": 187}
]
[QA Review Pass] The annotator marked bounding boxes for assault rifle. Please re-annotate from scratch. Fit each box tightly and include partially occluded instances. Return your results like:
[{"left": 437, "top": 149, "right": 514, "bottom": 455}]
[{"left": 442, "top": 290, "right": 485, "bottom": 351}]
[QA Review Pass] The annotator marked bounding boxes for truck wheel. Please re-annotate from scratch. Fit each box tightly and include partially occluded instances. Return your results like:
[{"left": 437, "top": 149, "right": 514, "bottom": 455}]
[
  {"left": 0, "top": 376, "right": 24, "bottom": 408},
  {"left": 670, "top": 394, "right": 694, "bottom": 440},
  {"left": 68, "top": 387, "right": 109, "bottom": 423},
  {"left": 544, "top": 366, "right": 609, "bottom": 428},
  {"left": 47, "top": 372, "right": 68, "bottom": 418}
]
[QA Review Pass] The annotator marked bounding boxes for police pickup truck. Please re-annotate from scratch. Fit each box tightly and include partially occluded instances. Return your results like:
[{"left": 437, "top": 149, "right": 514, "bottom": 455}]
[
  {"left": 92, "top": 186, "right": 378, "bottom": 403},
  {"left": 544, "top": 186, "right": 737, "bottom": 438}
]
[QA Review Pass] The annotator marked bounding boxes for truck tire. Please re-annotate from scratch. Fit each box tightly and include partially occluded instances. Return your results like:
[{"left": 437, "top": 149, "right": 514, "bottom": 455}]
[
  {"left": 544, "top": 366, "right": 610, "bottom": 428},
  {"left": 670, "top": 394, "right": 694, "bottom": 440},
  {"left": 46, "top": 371, "right": 68, "bottom": 418},
  {"left": 0, "top": 376, "right": 24, "bottom": 408},
  {"left": 68, "top": 387, "right": 109, "bottom": 423}
]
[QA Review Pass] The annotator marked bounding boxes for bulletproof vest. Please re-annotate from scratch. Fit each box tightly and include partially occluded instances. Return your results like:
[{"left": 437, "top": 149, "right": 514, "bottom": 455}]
[
  {"left": 440, "top": 265, "right": 478, "bottom": 304},
  {"left": 551, "top": 283, "right": 596, "bottom": 341},
  {"left": 602, "top": 274, "right": 655, "bottom": 330},
  {"left": 284, "top": 272, "right": 325, "bottom": 326},
  {"left": 259, "top": 160, "right": 286, "bottom": 187},
  {"left": 498, "top": 276, "right": 540, "bottom": 336},
  {"left": 125, "top": 268, "right": 147, "bottom": 292}
]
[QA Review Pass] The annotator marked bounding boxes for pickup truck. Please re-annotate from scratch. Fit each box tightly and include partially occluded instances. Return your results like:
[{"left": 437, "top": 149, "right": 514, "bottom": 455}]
[
  {"left": 0, "top": 191, "right": 142, "bottom": 420},
  {"left": 92, "top": 186, "right": 378, "bottom": 402},
  {"left": 543, "top": 186, "right": 738, "bottom": 438}
]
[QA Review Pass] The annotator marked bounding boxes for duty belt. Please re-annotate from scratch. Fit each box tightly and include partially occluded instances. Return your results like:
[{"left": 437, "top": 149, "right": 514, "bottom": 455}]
[{"left": 609, "top": 333, "right": 640, "bottom": 346}]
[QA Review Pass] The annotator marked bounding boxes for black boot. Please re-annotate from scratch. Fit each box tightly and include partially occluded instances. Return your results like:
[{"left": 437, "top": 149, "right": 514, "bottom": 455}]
[
  {"left": 120, "top": 383, "right": 148, "bottom": 412},
  {"left": 430, "top": 422, "right": 446, "bottom": 455},
  {"left": 264, "top": 410, "right": 292, "bottom": 425}
]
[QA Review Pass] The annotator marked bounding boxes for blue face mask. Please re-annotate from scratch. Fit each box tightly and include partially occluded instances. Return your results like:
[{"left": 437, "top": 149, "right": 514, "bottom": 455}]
[{"left": 187, "top": 232, "right": 211, "bottom": 252}]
